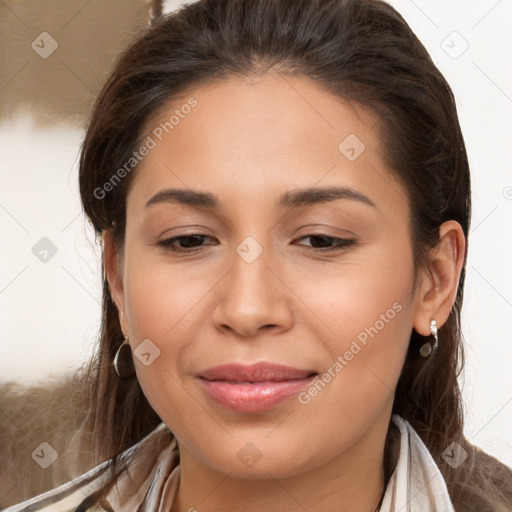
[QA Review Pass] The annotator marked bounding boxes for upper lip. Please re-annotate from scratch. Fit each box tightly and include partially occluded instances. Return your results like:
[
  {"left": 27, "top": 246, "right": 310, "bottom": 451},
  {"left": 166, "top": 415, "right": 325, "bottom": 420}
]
[{"left": 196, "top": 362, "right": 318, "bottom": 382}]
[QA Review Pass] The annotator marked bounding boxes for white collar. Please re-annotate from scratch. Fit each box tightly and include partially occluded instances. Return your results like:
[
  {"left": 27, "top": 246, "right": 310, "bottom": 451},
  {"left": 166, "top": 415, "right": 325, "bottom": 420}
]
[{"left": 379, "top": 414, "right": 455, "bottom": 511}]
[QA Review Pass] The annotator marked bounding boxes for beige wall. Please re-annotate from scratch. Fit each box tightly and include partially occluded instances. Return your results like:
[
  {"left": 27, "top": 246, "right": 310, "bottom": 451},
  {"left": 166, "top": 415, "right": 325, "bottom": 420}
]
[{"left": 1, "top": 0, "right": 150, "bottom": 127}]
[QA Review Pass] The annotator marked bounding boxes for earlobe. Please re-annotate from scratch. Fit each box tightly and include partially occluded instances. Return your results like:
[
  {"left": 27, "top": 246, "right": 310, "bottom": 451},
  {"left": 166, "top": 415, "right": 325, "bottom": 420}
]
[
  {"left": 102, "top": 230, "right": 127, "bottom": 331},
  {"left": 413, "top": 220, "right": 466, "bottom": 336}
]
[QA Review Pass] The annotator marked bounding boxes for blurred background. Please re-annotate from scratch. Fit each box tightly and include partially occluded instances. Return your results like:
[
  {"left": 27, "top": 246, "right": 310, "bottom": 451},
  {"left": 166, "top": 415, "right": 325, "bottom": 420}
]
[{"left": 1, "top": 0, "right": 511, "bottom": 507}]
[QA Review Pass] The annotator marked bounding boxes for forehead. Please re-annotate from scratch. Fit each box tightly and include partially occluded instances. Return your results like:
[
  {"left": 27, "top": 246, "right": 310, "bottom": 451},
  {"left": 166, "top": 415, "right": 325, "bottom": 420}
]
[{"left": 129, "top": 73, "right": 406, "bottom": 214}]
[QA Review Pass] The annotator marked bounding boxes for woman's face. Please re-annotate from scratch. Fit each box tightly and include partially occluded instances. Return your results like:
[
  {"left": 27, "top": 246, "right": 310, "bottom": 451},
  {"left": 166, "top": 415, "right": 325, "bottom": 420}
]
[{"left": 110, "top": 73, "right": 427, "bottom": 478}]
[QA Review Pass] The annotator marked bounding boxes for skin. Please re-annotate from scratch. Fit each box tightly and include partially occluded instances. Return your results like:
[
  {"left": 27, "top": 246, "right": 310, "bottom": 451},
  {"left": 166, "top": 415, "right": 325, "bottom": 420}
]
[{"left": 103, "top": 72, "right": 465, "bottom": 512}]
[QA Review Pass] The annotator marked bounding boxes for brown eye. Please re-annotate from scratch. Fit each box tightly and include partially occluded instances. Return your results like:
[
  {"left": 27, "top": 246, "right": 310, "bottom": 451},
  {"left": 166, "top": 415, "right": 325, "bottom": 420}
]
[
  {"left": 157, "top": 234, "right": 216, "bottom": 252},
  {"left": 294, "top": 235, "right": 356, "bottom": 252}
]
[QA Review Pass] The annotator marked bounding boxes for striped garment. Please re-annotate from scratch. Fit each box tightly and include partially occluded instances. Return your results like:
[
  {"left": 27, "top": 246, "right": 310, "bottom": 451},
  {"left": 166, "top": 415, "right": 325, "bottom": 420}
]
[{"left": 4, "top": 415, "right": 456, "bottom": 511}]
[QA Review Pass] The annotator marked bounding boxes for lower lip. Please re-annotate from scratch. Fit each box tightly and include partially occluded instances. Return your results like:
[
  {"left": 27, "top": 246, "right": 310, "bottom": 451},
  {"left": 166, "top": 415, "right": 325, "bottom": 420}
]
[{"left": 198, "top": 376, "right": 316, "bottom": 412}]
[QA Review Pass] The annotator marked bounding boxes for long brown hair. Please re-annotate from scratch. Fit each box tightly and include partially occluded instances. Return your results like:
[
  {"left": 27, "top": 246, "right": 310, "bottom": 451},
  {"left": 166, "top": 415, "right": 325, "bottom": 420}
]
[{"left": 78, "top": 0, "right": 512, "bottom": 509}]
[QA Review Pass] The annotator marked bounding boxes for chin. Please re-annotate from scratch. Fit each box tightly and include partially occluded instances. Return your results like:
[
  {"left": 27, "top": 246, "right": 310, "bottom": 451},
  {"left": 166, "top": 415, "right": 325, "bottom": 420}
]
[{"left": 186, "top": 436, "right": 318, "bottom": 480}]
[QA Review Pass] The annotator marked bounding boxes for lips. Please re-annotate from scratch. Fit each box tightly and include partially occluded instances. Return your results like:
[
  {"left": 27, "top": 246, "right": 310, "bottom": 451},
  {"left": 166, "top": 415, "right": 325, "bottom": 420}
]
[{"left": 196, "top": 362, "right": 318, "bottom": 412}]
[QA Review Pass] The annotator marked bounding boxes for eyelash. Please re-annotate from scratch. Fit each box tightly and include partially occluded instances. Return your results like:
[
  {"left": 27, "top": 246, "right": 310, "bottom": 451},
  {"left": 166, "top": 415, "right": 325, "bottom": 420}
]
[{"left": 156, "top": 234, "right": 356, "bottom": 253}]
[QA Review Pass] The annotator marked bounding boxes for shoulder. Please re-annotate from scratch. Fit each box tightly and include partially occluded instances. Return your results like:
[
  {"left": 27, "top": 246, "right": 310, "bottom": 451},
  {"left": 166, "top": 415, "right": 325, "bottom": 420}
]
[{"left": 4, "top": 423, "right": 175, "bottom": 512}]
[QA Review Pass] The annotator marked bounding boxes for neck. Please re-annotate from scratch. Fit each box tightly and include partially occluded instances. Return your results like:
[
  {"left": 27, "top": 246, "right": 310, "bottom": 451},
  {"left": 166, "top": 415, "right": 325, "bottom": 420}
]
[{"left": 173, "top": 413, "right": 397, "bottom": 512}]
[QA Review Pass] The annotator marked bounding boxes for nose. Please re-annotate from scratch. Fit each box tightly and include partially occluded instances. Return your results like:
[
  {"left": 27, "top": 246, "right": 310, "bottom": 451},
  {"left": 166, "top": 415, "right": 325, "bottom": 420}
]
[{"left": 212, "top": 246, "right": 293, "bottom": 338}]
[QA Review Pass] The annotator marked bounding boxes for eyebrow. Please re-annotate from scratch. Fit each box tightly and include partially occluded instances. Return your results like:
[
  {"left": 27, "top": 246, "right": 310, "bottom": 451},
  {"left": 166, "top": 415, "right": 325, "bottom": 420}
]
[{"left": 145, "top": 186, "right": 377, "bottom": 210}]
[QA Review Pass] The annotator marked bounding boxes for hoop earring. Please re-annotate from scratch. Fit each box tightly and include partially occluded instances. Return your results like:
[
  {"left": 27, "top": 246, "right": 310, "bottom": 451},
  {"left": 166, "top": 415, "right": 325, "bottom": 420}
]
[
  {"left": 419, "top": 320, "right": 438, "bottom": 358},
  {"left": 113, "top": 337, "right": 135, "bottom": 377}
]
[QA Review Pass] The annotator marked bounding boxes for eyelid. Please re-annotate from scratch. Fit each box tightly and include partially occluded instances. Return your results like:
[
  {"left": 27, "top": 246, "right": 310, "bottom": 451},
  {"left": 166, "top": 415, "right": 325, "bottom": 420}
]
[
  {"left": 293, "top": 234, "right": 356, "bottom": 251},
  {"left": 156, "top": 233, "right": 216, "bottom": 251}
]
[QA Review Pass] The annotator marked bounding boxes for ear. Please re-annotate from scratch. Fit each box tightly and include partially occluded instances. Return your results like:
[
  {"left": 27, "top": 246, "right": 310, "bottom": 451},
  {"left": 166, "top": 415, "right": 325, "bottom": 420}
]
[
  {"left": 412, "top": 220, "right": 466, "bottom": 336},
  {"left": 102, "top": 230, "right": 129, "bottom": 336}
]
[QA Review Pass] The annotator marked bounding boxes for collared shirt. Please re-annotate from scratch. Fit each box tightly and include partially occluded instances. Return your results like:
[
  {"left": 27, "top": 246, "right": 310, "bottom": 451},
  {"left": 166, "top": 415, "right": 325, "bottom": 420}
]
[{"left": 4, "top": 414, "right": 456, "bottom": 512}]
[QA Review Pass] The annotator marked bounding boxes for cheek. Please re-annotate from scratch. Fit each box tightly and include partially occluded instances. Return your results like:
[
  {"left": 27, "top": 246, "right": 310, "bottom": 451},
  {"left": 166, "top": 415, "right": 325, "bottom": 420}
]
[
  {"left": 120, "top": 245, "right": 226, "bottom": 424},
  {"left": 290, "top": 279, "right": 413, "bottom": 470},
  {"left": 123, "top": 267, "right": 199, "bottom": 435},
  {"left": 296, "top": 233, "right": 414, "bottom": 348},
  {"left": 296, "top": 280, "right": 412, "bottom": 411},
  {"left": 123, "top": 245, "right": 211, "bottom": 343},
  {"left": 292, "top": 236, "right": 415, "bottom": 406}
]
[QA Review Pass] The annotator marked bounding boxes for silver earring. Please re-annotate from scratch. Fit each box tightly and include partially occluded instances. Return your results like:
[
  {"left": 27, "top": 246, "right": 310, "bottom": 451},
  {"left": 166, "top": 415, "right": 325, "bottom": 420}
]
[
  {"left": 419, "top": 320, "right": 438, "bottom": 358},
  {"left": 113, "top": 337, "right": 135, "bottom": 377}
]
